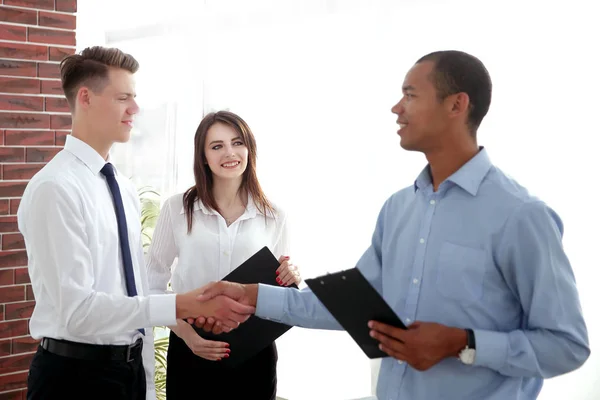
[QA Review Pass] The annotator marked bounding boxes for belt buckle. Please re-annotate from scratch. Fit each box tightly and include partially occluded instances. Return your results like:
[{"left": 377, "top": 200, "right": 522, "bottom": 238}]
[
  {"left": 126, "top": 339, "right": 142, "bottom": 362},
  {"left": 126, "top": 344, "right": 135, "bottom": 363}
]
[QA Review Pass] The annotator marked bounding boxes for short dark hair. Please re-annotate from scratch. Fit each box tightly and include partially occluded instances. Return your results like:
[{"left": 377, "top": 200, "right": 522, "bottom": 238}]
[
  {"left": 60, "top": 46, "right": 139, "bottom": 110},
  {"left": 417, "top": 50, "right": 492, "bottom": 134}
]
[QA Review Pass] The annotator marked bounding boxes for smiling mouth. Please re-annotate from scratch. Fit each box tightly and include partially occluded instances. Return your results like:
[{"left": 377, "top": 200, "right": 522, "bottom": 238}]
[{"left": 221, "top": 161, "right": 240, "bottom": 168}]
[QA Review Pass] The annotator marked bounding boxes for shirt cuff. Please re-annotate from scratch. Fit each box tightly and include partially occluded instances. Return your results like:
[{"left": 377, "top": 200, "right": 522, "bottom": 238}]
[
  {"left": 147, "top": 294, "right": 177, "bottom": 327},
  {"left": 473, "top": 329, "right": 508, "bottom": 370},
  {"left": 256, "top": 284, "right": 286, "bottom": 321}
]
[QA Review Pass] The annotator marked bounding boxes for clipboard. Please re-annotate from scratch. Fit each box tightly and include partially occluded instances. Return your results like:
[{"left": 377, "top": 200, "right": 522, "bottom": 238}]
[
  {"left": 305, "top": 268, "right": 406, "bottom": 358},
  {"left": 194, "top": 246, "right": 297, "bottom": 367}
]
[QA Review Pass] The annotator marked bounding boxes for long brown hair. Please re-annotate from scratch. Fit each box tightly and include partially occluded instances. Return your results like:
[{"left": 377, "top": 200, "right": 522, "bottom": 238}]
[{"left": 183, "top": 111, "right": 275, "bottom": 233}]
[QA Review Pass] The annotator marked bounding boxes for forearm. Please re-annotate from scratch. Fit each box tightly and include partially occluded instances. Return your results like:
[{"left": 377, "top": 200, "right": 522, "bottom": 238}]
[
  {"left": 474, "top": 328, "right": 590, "bottom": 378},
  {"left": 66, "top": 290, "right": 176, "bottom": 336},
  {"left": 256, "top": 284, "right": 343, "bottom": 330},
  {"left": 169, "top": 318, "right": 195, "bottom": 340}
]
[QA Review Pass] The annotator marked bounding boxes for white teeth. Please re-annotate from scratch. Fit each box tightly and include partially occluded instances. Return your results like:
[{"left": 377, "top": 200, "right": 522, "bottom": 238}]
[
  {"left": 399, "top": 124, "right": 407, "bottom": 129},
  {"left": 222, "top": 161, "right": 239, "bottom": 168}
]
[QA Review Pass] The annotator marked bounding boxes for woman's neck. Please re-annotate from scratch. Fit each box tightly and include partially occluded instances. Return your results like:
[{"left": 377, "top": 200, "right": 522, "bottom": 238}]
[{"left": 212, "top": 177, "right": 246, "bottom": 210}]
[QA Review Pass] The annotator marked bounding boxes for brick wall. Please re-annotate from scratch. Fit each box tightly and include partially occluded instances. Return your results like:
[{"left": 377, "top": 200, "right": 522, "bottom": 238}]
[{"left": 0, "top": 0, "right": 76, "bottom": 397}]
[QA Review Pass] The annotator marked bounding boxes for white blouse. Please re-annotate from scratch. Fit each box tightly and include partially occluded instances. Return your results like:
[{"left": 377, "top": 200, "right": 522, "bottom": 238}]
[{"left": 146, "top": 193, "right": 290, "bottom": 295}]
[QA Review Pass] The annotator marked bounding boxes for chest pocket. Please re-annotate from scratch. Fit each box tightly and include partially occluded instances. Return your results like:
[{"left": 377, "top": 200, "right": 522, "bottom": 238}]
[{"left": 436, "top": 242, "right": 486, "bottom": 304}]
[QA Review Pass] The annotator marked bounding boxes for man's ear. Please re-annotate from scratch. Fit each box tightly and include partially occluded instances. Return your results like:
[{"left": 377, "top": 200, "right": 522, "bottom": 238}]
[{"left": 76, "top": 86, "right": 92, "bottom": 110}]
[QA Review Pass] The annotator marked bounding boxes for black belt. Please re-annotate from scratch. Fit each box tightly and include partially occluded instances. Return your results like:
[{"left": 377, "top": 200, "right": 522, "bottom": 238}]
[{"left": 40, "top": 337, "right": 143, "bottom": 363}]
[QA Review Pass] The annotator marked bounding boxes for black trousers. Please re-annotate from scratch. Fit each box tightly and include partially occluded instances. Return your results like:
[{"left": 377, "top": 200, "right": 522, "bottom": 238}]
[
  {"left": 27, "top": 345, "right": 146, "bottom": 400},
  {"left": 166, "top": 331, "right": 277, "bottom": 400}
]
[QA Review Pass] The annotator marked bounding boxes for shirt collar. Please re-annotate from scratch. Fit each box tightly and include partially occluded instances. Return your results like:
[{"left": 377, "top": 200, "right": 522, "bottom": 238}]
[
  {"left": 180, "top": 193, "right": 260, "bottom": 219},
  {"left": 414, "top": 147, "right": 492, "bottom": 196},
  {"left": 64, "top": 135, "right": 110, "bottom": 175}
]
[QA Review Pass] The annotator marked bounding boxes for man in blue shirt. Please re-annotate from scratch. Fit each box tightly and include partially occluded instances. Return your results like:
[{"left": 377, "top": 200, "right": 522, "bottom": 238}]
[{"left": 198, "top": 50, "right": 590, "bottom": 399}]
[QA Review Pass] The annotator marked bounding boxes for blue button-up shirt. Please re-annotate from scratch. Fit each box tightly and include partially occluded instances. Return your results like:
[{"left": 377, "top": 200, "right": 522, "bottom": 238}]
[{"left": 257, "top": 148, "right": 589, "bottom": 399}]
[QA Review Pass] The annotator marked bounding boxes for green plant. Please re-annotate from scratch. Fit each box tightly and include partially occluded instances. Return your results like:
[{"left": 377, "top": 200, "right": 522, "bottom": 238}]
[
  {"left": 138, "top": 186, "right": 169, "bottom": 400},
  {"left": 138, "top": 186, "right": 161, "bottom": 253}
]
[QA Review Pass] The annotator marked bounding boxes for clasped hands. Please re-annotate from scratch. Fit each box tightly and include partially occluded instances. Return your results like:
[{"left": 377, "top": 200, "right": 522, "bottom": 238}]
[{"left": 178, "top": 256, "right": 299, "bottom": 334}]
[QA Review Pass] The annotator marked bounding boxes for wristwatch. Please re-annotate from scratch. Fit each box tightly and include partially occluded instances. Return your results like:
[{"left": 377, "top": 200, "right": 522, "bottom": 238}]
[{"left": 458, "top": 328, "right": 476, "bottom": 365}]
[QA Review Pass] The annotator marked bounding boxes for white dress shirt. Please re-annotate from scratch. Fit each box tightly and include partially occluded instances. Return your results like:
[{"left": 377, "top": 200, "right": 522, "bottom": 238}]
[
  {"left": 146, "top": 193, "right": 290, "bottom": 295},
  {"left": 17, "top": 135, "right": 177, "bottom": 400}
]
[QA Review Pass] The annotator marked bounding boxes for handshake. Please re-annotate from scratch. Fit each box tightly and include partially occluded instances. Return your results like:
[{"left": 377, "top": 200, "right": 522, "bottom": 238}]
[
  {"left": 174, "top": 255, "right": 300, "bottom": 334},
  {"left": 175, "top": 281, "right": 259, "bottom": 334}
]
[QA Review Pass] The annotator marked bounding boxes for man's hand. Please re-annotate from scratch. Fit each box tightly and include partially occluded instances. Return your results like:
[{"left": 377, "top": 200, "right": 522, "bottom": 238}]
[
  {"left": 191, "top": 281, "right": 259, "bottom": 332},
  {"left": 176, "top": 286, "right": 255, "bottom": 332},
  {"left": 368, "top": 320, "right": 467, "bottom": 371}
]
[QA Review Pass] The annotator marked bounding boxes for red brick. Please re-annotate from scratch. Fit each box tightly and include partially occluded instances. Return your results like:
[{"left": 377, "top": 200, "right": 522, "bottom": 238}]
[
  {"left": 4, "top": 0, "right": 54, "bottom": 10},
  {"left": 0, "top": 353, "right": 34, "bottom": 375},
  {"left": 4, "top": 130, "right": 54, "bottom": 146},
  {"left": 55, "top": 130, "right": 68, "bottom": 145},
  {"left": 48, "top": 46, "right": 74, "bottom": 62},
  {"left": 40, "top": 79, "right": 62, "bottom": 95},
  {"left": 28, "top": 27, "right": 76, "bottom": 47},
  {"left": 45, "top": 97, "right": 68, "bottom": 113},
  {"left": 0, "top": 113, "right": 50, "bottom": 129},
  {"left": 0, "top": 286, "right": 24, "bottom": 303},
  {"left": 39, "top": 11, "right": 76, "bottom": 30},
  {"left": 4, "top": 302, "right": 34, "bottom": 320},
  {"left": 0, "top": 77, "right": 40, "bottom": 94},
  {"left": 25, "top": 285, "right": 33, "bottom": 301},
  {"left": 13, "top": 268, "right": 28, "bottom": 285},
  {"left": 2, "top": 165, "right": 42, "bottom": 181},
  {"left": 0, "top": 129, "right": 3, "bottom": 145},
  {"left": 0, "top": 251, "right": 27, "bottom": 269},
  {"left": 0, "top": 305, "right": 3, "bottom": 320},
  {"left": 0, "top": 61, "right": 36, "bottom": 78},
  {"left": 0, "top": 43, "right": 47, "bottom": 62},
  {"left": 0, "top": 6, "right": 37, "bottom": 25},
  {"left": 11, "top": 336, "right": 38, "bottom": 354},
  {"left": 25, "top": 147, "right": 60, "bottom": 162},
  {"left": 0, "top": 24, "right": 26, "bottom": 41},
  {"left": 0, "top": 200, "right": 8, "bottom": 215},
  {"left": 8, "top": 200, "right": 20, "bottom": 215},
  {"left": 0, "top": 389, "right": 23, "bottom": 399},
  {"left": 0, "top": 182, "right": 26, "bottom": 198},
  {"left": 0, "top": 217, "right": 18, "bottom": 234},
  {"left": 50, "top": 114, "right": 70, "bottom": 129},
  {"left": 0, "top": 339, "right": 10, "bottom": 356},
  {"left": 1, "top": 233, "right": 24, "bottom": 250},
  {"left": 37, "top": 62, "right": 60, "bottom": 79},
  {"left": 0, "top": 371, "right": 27, "bottom": 392},
  {"left": 0, "top": 95, "right": 43, "bottom": 112},
  {"left": 56, "top": 0, "right": 77, "bottom": 13},
  {"left": 0, "top": 148, "right": 25, "bottom": 163},
  {"left": 0, "top": 270, "right": 13, "bottom": 286}
]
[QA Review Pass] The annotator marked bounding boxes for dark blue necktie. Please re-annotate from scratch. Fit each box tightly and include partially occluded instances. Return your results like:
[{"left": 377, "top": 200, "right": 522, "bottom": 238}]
[{"left": 101, "top": 163, "right": 144, "bottom": 335}]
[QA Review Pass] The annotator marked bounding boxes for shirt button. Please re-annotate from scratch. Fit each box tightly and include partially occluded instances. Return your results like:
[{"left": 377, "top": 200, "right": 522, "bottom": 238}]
[
  {"left": 419, "top": 238, "right": 425, "bottom": 244},
  {"left": 223, "top": 251, "right": 229, "bottom": 256},
  {"left": 405, "top": 318, "right": 411, "bottom": 323},
  {"left": 430, "top": 199, "right": 436, "bottom": 205},
  {"left": 413, "top": 278, "right": 419, "bottom": 284},
  {"left": 397, "top": 360, "right": 404, "bottom": 365}
]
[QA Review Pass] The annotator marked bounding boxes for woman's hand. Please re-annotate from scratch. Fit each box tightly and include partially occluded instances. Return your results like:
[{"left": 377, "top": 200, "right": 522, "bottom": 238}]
[
  {"left": 182, "top": 329, "right": 230, "bottom": 361},
  {"left": 276, "top": 256, "right": 302, "bottom": 286}
]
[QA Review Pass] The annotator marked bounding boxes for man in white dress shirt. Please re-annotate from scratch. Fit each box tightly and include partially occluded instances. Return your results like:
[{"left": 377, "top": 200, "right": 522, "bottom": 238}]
[{"left": 17, "top": 46, "right": 254, "bottom": 400}]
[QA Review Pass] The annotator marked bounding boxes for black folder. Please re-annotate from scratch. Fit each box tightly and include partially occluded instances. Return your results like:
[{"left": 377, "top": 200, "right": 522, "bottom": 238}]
[
  {"left": 194, "top": 246, "right": 296, "bottom": 367},
  {"left": 305, "top": 268, "right": 406, "bottom": 358}
]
